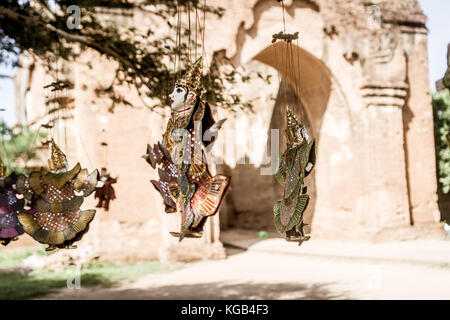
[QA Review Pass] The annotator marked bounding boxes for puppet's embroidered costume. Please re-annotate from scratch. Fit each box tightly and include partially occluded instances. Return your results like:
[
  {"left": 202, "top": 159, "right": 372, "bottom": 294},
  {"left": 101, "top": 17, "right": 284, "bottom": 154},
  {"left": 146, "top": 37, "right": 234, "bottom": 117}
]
[
  {"left": 0, "top": 162, "right": 25, "bottom": 246},
  {"left": 145, "top": 142, "right": 178, "bottom": 213},
  {"left": 144, "top": 57, "right": 230, "bottom": 241},
  {"left": 16, "top": 140, "right": 101, "bottom": 251},
  {"left": 274, "top": 107, "right": 315, "bottom": 245}
]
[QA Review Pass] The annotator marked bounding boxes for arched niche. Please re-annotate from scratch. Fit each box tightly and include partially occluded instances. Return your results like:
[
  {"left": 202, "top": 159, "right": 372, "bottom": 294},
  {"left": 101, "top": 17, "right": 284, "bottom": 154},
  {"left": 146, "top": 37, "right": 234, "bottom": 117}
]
[{"left": 254, "top": 41, "right": 332, "bottom": 139}]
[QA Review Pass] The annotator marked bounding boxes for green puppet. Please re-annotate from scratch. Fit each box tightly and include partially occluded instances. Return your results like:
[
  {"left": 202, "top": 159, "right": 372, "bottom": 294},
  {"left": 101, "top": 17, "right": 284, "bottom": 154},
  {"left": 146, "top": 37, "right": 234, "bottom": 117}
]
[{"left": 274, "top": 107, "right": 315, "bottom": 245}]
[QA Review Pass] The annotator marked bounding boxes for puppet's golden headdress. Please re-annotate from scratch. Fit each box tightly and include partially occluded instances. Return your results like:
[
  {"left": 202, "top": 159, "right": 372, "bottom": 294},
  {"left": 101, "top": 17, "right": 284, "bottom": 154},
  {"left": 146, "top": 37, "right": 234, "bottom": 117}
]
[
  {"left": 285, "top": 107, "right": 305, "bottom": 145},
  {"left": 175, "top": 57, "right": 203, "bottom": 95},
  {"left": 48, "top": 139, "right": 67, "bottom": 171}
]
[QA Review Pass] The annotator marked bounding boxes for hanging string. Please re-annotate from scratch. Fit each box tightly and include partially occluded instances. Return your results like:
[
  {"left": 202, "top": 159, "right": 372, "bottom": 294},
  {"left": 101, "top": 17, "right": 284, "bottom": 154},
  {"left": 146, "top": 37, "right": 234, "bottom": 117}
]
[
  {"left": 202, "top": 0, "right": 206, "bottom": 64},
  {"left": 55, "top": 35, "right": 95, "bottom": 169},
  {"left": 296, "top": 37, "right": 302, "bottom": 106},
  {"left": 289, "top": 42, "right": 300, "bottom": 110},
  {"left": 176, "top": 0, "right": 182, "bottom": 79},
  {"left": 192, "top": 0, "right": 207, "bottom": 87},
  {"left": 55, "top": 56, "right": 60, "bottom": 147},
  {"left": 187, "top": 1, "right": 191, "bottom": 64},
  {"left": 69, "top": 115, "right": 95, "bottom": 169},
  {"left": 101, "top": 123, "right": 108, "bottom": 169},
  {"left": 57, "top": 60, "right": 62, "bottom": 152},
  {"left": 194, "top": 4, "right": 198, "bottom": 61},
  {"left": 173, "top": 0, "right": 179, "bottom": 76},
  {"left": 274, "top": 0, "right": 303, "bottom": 117},
  {"left": 51, "top": 57, "right": 57, "bottom": 143},
  {"left": 193, "top": 1, "right": 206, "bottom": 64},
  {"left": 172, "top": 0, "right": 208, "bottom": 94},
  {"left": 29, "top": 114, "right": 43, "bottom": 160},
  {"left": 274, "top": 39, "right": 282, "bottom": 87},
  {"left": 286, "top": 43, "right": 290, "bottom": 109},
  {"left": 273, "top": 34, "right": 284, "bottom": 114}
]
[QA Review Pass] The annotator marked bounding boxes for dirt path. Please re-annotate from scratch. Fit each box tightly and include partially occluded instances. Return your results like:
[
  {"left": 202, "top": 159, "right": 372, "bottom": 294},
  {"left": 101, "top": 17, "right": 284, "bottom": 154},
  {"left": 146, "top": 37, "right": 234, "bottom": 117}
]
[{"left": 40, "top": 244, "right": 450, "bottom": 300}]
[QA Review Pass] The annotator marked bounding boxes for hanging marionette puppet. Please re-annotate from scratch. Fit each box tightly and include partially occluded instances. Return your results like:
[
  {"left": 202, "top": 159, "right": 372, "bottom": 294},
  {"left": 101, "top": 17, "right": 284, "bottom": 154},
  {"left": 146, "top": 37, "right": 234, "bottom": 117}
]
[
  {"left": 94, "top": 167, "right": 117, "bottom": 212},
  {"left": 274, "top": 107, "right": 315, "bottom": 245},
  {"left": 16, "top": 139, "right": 104, "bottom": 251},
  {"left": 144, "top": 57, "right": 230, "bottom": 241},
  {"left": 0, "top": 159, "right": 25, "bottom": 246}
]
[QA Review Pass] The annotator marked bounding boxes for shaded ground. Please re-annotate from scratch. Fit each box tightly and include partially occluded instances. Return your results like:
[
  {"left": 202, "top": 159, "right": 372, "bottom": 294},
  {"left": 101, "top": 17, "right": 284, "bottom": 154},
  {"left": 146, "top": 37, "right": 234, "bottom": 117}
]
[{"left": 39, "top": 234, "right": 450, "bottom": 300}]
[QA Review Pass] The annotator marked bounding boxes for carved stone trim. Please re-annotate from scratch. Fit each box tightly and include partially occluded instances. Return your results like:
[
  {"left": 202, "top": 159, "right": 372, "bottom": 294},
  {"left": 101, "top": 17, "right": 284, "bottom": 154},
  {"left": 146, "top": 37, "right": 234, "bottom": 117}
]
[
  {"left": 398, "top": 25, "right": 428, "bottom": 35},
  {"left": 361, "top": 84, "right": 408, "bottom": 108}
]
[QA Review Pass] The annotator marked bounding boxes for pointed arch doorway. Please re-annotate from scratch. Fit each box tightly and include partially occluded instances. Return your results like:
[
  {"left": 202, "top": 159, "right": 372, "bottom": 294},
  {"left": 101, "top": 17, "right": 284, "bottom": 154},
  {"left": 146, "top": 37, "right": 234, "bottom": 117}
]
[{"left": 219, "top": 41, "right": 333, "bottom": 236}]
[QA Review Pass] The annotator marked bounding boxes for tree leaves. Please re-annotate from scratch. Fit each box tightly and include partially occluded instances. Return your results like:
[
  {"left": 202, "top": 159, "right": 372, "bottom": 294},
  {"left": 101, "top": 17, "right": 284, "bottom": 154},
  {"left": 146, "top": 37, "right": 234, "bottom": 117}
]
[
  {"left": 0, "top": 1, "right": 251, "bottom": 113},
  {"left": 0, "top": 121, "right": 47, "bottom": 174},
  {"left": 433, "top": 90, "right": 450, "bottom": 194}
]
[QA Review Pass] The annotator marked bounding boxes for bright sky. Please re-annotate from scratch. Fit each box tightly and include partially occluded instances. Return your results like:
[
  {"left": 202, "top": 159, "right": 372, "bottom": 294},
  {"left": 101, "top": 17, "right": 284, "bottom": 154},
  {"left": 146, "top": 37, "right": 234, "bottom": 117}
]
[
  {"left": 0, "top": 1, "right": 448, "bottom": 126},
  {"left": 0, "top": 64, "right": 16, "bottom": 127},
  {"left": 418, "top": 0, "right": 450, "bottom": 92}
]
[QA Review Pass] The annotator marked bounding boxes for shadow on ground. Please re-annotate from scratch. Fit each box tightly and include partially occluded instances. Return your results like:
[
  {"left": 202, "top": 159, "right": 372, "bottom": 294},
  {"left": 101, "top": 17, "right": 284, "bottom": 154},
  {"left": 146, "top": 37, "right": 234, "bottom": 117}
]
[
  {"left": 46, "top": 281, "right": 353, "bottom": 300},
  {"left": 133, "top": 282, "right": 352, "bottom": 300}
]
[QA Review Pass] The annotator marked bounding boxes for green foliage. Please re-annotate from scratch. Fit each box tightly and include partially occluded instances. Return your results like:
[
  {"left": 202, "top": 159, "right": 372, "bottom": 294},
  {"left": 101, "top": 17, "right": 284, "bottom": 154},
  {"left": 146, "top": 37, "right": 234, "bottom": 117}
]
[
  {"left": 0, "top": 246, "right": 164, "bottom": 299},
  {"left": 0, "top": 121, "right": 46, "bottom": 174},
  {"left": 0, "top": 246, "right": 49, "bottom": 268},
  {"left": 433, "top": 89, "right": 450, "bottom": 194},
  {"left": 81, "top": 260, "right": 164, "bottom": 285},
  {"left": 0, "top": 260, "right": 164, "bottom": 299}
]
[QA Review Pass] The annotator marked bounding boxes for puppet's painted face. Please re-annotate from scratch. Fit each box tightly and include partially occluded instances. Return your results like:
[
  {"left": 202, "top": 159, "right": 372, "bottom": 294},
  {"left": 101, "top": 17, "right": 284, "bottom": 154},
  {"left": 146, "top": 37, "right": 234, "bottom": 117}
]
[
  {"left": 169, "top": 85, "right": 188, "bottom": 111},
  {"left": 286, "top": 125, "right": 307, "bottom": 147},
  {"left": 100, "top": 169, "right": 108, "bottom": 182},
  {"left": 296, "top": 127, "right": 305, "bottom": 143}
]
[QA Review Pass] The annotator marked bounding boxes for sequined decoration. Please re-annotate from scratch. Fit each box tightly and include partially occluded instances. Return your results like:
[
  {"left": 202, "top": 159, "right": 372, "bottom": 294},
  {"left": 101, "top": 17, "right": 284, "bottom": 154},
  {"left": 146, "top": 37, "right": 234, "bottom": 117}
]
[
  {"left": 0, "top": 173, "right": 25, "bottom": 246},
  {"left": 16, "top": 160, "right": 99, "bottom": 251}
]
